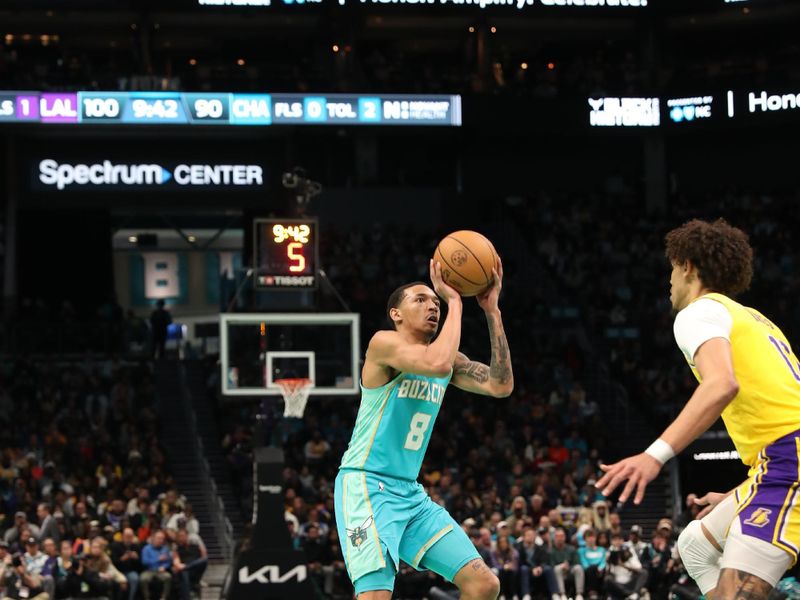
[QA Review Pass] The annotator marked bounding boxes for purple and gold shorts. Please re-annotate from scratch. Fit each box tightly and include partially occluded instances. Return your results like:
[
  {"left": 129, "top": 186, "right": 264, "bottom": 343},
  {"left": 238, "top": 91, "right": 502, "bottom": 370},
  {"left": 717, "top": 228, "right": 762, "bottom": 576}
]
[{"left": 734, "top": 429, "right": 800, "bottom": 562}]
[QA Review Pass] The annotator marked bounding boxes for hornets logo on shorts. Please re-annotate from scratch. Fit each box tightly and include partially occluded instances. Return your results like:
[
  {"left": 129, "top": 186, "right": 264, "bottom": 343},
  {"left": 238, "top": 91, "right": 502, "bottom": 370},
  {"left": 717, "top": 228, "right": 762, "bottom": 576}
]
[{"left": 347, "top": 515, "right": 374, "bottom": 548}]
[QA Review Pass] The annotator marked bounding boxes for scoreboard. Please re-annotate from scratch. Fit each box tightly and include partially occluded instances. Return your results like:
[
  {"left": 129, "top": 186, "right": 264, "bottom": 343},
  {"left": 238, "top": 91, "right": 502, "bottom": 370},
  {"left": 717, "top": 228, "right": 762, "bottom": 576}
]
[
  {"left": 0, "top": 91, "right": 462, "bottom": 127},
  {"left": 254, "top": 218, "right": 319, "bottom": 290}
]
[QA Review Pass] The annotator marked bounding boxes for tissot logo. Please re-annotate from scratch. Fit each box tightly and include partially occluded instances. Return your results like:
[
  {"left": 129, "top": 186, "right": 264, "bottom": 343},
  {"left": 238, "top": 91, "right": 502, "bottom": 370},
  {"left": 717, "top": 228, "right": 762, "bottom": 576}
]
[
  {"left": 37, "top": 159, "right": 264, "bottom": 190},
  {"left": 238, "top": 565, "right": 308, "bottom": 584},
  {"left": 258, "top": 275, "right": 316, "bottom": 286}
]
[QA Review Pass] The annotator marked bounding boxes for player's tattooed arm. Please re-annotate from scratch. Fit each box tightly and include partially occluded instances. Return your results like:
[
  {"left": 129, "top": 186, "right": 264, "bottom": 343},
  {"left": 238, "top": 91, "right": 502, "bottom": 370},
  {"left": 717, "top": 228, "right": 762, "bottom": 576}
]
[
  {"left": 466, "top": 254, "right": 512, "bottom": 396},
  {"left": 486, "top": 312, "right": 512, "bottom": 389},
  {"left": 451, "top": 323, "right": 512, "bottom": 398},
  {"left": 453, "top": 354, "right": 490, "bottom": 384}
]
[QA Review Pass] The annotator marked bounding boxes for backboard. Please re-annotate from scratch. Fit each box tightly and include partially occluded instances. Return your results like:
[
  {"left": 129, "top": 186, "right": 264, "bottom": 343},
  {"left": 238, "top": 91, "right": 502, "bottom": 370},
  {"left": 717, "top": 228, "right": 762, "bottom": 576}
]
[{"left": 220, "top": 313, "right": 360, "bottom": 397}]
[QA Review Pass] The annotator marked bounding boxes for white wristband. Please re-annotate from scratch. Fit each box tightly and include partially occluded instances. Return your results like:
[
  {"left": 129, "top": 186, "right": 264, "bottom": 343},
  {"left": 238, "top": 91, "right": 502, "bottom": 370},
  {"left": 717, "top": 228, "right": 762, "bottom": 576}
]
[{"left": 645, "top": 439, "right": 675, "bottom": 465}]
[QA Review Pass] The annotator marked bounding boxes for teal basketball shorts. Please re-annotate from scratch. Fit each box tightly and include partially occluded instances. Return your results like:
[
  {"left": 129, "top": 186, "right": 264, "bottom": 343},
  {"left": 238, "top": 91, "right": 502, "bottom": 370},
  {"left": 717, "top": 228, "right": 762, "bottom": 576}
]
[{"left": 334, "top": 469, "right": 480, "bottom": 594}]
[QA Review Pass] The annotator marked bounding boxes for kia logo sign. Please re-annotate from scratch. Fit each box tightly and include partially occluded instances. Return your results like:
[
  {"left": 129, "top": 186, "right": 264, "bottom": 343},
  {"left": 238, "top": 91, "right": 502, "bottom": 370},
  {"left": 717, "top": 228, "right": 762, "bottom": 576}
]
[
  {"left": 36, "top": 159, "right": 264, "bottom": 190},
  {"left": 238, "top": 565, "right": 308, "bottom": 584}
]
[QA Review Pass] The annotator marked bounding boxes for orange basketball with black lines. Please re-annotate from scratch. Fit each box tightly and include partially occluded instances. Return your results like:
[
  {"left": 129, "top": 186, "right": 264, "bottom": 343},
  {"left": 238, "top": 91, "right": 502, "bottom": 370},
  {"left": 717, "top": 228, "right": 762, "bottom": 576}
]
[{"left": 433, "top": 231, "right": 498, "bottom": 297}]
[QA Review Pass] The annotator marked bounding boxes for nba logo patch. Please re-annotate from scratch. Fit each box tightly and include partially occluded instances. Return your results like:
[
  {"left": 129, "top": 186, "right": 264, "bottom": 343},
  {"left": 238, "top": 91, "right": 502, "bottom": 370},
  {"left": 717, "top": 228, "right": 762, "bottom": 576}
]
[
  {"left": 347, "top": 516, "right": 374, "bottom": 549},
  {"left": 744, "top": 508, "right": 772, "bottom": 528}
]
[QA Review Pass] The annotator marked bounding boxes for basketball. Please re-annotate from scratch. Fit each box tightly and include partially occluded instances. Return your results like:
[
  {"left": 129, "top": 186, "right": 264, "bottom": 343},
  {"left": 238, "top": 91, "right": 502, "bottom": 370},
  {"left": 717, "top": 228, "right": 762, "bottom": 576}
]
[{"left": 433, "top": 230, "right": 498, "bottom": 297}]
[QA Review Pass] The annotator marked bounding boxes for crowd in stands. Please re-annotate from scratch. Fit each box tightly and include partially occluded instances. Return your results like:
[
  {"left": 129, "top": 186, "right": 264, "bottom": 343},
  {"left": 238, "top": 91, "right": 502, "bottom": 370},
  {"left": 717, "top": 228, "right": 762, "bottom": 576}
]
[
  {"left": 0, "top": 359, "right": 207, "bottom": 600},
  {"left": 3, "top": 297, "right": 173, "bottom": 360},
  {"left": 509, "top": 187, "right": 800, "bottom": 424},
  {"left": 2, "top": 24, "right": 797, "bottom": 98}
]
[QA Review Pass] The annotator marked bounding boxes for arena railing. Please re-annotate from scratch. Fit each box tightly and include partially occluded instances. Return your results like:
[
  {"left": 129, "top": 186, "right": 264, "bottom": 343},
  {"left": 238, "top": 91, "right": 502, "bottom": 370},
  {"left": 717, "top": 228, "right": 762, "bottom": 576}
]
[{"left": 178, "top": 363, "right": 235, "bottom": 560}]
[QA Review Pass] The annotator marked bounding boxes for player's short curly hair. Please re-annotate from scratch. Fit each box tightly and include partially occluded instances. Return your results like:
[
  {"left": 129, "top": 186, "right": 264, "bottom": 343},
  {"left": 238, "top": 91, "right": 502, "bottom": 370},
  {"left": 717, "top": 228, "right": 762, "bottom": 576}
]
[{"left": 665, "top": 218, "right": 753, "bottom": 296}]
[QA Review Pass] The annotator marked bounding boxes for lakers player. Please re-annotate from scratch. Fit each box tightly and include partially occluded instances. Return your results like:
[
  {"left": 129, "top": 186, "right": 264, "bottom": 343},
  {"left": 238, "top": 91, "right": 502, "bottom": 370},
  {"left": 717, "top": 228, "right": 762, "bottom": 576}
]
[
  {"left": 596, "top": 218, "right": 800, "bottom": 599},
  {"left": 334, "top": 258, "right": 513, "bottom": 599}
]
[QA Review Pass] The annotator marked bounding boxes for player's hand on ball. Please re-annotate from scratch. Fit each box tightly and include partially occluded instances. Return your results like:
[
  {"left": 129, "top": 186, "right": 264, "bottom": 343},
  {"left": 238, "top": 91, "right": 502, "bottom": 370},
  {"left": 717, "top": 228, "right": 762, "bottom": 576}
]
[
  {"left": 694, "top": 491, "right": 731, "bottom": 519},
  {"left": 596, "top": 452, "right": 662, "bottom": 505},
  {"left": 430, "top": 260, "right": 461, "bottom": 304},
  {"left": 476, "top": 256, "right": 503, "bottom": 312}
]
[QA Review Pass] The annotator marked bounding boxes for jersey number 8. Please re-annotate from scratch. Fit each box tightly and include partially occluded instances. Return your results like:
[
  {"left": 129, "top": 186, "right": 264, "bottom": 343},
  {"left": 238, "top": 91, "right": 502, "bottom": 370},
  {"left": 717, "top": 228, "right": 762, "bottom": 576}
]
[{"left": 404, "top": 412, "right": 433, "bottom": 451}]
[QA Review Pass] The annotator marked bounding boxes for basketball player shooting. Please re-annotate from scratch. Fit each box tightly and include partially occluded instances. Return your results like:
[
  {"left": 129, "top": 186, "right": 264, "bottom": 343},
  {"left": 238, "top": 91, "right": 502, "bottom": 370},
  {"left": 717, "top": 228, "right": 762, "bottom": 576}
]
[
  {"left": 334, "top": 257, "right": 513, "bottom": 600},
  {"left": 596, "top": 219, "right": 800, "bottom": 600}
]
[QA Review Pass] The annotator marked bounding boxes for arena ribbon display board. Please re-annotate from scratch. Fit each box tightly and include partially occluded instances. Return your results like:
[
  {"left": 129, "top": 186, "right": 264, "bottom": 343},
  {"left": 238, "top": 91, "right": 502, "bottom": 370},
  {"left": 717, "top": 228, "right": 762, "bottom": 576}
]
[
  {"left": 199, "top": 0, "right": 648, "bottom": 7},
  {"left": 0, "top": 91, "right": 462, "bottom": 127},
  {"left": 589, "top": 88, "right": 800, "bottom": 128}
]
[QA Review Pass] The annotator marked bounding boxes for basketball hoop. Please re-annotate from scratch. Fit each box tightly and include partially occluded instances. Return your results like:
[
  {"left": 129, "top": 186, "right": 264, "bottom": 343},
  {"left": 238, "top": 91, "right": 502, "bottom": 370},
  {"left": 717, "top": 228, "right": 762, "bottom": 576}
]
[{"left": 275, "top": 378, "right": 313, "bottom": 418}]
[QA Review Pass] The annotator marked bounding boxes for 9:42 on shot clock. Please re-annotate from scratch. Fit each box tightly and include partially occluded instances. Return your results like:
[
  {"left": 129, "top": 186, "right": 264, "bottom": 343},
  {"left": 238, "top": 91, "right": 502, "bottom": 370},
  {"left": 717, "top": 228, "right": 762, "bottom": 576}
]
[{"left": 253, "top": 218, "right": 318, "bottom": 290}]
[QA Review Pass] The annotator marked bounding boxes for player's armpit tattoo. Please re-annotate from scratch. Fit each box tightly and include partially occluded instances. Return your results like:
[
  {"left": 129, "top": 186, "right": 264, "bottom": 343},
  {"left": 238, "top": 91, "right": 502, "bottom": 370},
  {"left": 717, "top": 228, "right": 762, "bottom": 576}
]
[
  {"left": 717, "top": 568, "right": 773, "bottom": 600},
  {"left": 455, "top": 361, "right": 490, "bottom": 383}
]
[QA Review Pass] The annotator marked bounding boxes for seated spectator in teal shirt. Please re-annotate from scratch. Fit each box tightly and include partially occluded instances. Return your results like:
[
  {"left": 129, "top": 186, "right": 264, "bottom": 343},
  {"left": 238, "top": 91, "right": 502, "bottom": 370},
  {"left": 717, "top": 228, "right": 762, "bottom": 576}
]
[{"left": 578, "top": 529, "right": 606, "bottom": 599}]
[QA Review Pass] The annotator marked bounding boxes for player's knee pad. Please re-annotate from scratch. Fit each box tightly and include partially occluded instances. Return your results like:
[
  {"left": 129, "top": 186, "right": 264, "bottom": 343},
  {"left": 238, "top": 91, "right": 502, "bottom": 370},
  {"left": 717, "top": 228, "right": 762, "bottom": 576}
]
[{"left": 677, "top": 520, "right": 722, "bottom": 594}]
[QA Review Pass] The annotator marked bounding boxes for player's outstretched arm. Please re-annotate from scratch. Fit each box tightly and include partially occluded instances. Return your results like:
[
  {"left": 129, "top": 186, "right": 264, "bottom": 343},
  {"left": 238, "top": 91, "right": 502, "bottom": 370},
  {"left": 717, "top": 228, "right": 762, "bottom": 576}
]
[
  {"left": 596, "top": 337, "right": 738, "bottom": 505},
  {"left": 452, "top": 257, "right": 513, "bottom": 397},
  {"left": 366, "top": 260, "right": 463, "bottom": 378},
  {"left": 657, "top": 337, "right": 739, "bottom": 452}
]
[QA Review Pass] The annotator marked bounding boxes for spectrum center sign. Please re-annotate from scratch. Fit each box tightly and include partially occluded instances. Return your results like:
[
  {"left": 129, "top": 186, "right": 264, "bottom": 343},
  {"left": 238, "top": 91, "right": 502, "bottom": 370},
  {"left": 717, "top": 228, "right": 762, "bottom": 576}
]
[{"left": 35, "top": 159, "right": 265, "bottom": 191}]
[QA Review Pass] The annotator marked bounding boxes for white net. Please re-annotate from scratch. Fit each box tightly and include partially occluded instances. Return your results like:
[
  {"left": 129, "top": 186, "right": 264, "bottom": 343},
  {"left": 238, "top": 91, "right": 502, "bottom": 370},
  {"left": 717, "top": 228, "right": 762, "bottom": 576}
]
[{"left": 276, "top": 378, "right": 313, "bottom": 418}]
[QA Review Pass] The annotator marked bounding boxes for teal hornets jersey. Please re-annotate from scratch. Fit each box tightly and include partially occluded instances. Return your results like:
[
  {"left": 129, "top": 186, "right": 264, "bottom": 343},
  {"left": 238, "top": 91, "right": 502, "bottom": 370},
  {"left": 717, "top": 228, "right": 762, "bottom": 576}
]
[{"left": 339, "top": 371, "right": 452, "bottom": 481}]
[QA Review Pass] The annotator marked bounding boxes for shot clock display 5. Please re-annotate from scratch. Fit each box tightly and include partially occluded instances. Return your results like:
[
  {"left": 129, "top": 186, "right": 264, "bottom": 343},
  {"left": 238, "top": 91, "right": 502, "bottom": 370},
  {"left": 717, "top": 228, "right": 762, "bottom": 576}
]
[{"left": 253, "top": 218, "right": 318, "bottom": 290}]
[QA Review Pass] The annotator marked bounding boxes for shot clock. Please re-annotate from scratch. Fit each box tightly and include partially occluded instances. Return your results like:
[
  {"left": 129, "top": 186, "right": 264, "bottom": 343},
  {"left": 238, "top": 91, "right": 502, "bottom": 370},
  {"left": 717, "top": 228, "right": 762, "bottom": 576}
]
[{"left": 253, "top": 218, "right": 318, "bottom": 290}]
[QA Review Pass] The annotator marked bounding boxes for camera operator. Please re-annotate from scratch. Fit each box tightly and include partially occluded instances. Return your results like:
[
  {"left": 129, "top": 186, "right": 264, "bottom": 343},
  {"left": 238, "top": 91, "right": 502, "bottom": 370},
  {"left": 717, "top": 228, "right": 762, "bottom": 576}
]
[
  {"left": 54, "top": 539, "right": 111, "bottom": 600},
  {"left": 605, "top": 533, "right": 648, "bottom": 600},
  {"left": 54, "top": 540, "right": 83, "bottom": 598},
  {"left": 624, "top": 526, "right": 649, "bottom": 565},
  {"left": 1, "top": 552, "right": 48, "bottom": 600}
]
